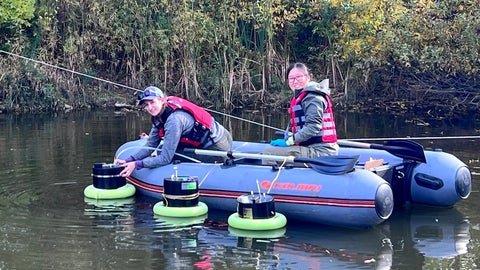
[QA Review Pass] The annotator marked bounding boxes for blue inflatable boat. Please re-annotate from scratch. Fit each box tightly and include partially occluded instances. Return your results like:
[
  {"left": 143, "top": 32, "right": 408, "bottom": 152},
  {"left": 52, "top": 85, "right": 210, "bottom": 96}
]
[{"left": 114, "top": 137, "right": 471, "bottom": 228}]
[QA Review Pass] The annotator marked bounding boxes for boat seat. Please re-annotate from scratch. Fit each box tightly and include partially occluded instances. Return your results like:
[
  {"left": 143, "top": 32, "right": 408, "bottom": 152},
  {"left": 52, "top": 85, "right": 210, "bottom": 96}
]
[
  {"left": 364, "top": 159, "right": 385, "bottom": 170},
  {"left": 359, "top": 158, "right": 394, "bottom": 181}
]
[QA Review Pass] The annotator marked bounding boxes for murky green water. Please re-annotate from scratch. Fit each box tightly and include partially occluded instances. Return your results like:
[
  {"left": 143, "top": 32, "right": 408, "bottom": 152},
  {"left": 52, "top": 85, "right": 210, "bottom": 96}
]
[{"left": 0, "top": 110, "right": 479, "bottom": 269}]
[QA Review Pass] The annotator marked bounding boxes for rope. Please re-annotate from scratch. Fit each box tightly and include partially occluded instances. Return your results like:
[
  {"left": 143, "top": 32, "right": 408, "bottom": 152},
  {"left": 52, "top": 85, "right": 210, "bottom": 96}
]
[
  {"left": 346, "top": 136, "right": 480, "bottom": 141},
  {"left": 162, "top": 192, "right": 199, "bottom": 207},
  {"left": 3, "top": 49, "right": 478, "bottom": 141},
  {"left": 204, "top": 108, "right": 284, "bottom": 132},
  {"left": 0, "top": 49, "right": 283, "bottom": 132},
  {"left": 0, "top": 49, "right": 142, "bottom": 93},
  {"left": 266, "top": 156, "right": 289, "bottom": 194}
]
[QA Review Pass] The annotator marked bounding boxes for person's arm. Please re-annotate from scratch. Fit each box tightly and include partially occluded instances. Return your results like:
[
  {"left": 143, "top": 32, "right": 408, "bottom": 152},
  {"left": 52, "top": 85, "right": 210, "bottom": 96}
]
[
  {"left": 141, "top": 111, "right": 194, "bottom": 168},
  {"left": 129, "top": 125, "right": 162, "bottom": 161},
  {"left": 117, "top": 125, "right": 162, "bottom": 177}
]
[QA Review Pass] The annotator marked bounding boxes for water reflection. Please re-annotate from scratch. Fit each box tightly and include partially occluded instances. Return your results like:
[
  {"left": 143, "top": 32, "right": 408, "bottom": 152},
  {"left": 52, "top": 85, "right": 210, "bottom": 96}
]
[
  {"left": 84, "top": 197, "right": 137, "bottom": 229},
  {"left": 153, "top": 214, "right": 207, "bottom": 232},
  {"left": 387, "top": 207, "right": 470, "bottom": 260},
  {"left": 0, "top": 111, "right": 478, "bottom": 269},
  {"left": 79, "top": 196, "right": 472, "bottom": 269},
  {"left": 197, "top": 206, "right": 471, "bottom": 269}
]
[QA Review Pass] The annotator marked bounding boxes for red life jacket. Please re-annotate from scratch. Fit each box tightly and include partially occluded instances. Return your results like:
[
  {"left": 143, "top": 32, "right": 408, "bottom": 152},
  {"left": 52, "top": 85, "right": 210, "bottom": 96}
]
[
  {"left": 288, "top": 91, "right": 337, "bottom": 145},
  {"left": 153, "top": 96, "right": 213, "bottom": 148}
]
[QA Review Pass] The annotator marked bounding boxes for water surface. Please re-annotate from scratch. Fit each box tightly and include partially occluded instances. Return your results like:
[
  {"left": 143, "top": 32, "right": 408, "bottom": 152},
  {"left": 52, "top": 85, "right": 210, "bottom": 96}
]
[{"left": 0, "top": 111, "right": 478, "bottom": 269}]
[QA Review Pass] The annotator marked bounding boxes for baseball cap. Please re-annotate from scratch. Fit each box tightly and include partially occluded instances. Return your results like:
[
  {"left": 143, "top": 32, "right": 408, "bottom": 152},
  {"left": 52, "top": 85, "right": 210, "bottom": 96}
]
[{"left": 138, "top": 86, "right": 165, "bottom": 105}]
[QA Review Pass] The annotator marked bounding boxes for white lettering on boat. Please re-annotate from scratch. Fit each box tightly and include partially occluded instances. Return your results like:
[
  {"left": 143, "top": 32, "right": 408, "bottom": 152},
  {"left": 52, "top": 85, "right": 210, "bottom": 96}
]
[{"left": 260, "top": 180, "right": 322, "bottom": 192}]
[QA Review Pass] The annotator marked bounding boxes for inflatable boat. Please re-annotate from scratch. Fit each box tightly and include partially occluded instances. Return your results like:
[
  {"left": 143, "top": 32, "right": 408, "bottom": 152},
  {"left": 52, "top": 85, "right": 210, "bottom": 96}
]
[{"left": 113, "top": 137, "right": 471, "bottom": 228}]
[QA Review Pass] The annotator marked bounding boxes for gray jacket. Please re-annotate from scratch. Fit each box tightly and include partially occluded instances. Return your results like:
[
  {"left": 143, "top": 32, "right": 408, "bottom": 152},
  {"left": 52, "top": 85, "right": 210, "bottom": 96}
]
[
  {"left": 291, "top": 79, "right": 339, "bottom": 154},
  {"left": 131, "top": 110, "right": 226, "bottom": 168}
]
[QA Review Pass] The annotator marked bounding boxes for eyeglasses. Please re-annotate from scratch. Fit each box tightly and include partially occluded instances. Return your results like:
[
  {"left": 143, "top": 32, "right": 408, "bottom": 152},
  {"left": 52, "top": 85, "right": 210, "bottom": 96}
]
[
  {"left": 139, "top": 89, "right": 153, "bottom": 100},
  {"left": 288, "top": 75, "right": 306, "bottom": 82}
]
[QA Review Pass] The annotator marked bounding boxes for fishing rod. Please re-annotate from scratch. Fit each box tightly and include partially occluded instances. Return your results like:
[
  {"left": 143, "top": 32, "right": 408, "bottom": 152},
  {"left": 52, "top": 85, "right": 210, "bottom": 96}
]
[{"left": 2, "top": 50, "right": 479, "bottom": 141}]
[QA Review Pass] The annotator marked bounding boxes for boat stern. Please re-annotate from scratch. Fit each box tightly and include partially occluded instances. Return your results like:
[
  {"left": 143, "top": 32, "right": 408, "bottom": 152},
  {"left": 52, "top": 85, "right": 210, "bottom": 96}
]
[
  {"left": 376, "top": 182, "right": 394, "bottom": 220},
  {"left": 410, "top": 149, "right": 472, "bottom": 206}
]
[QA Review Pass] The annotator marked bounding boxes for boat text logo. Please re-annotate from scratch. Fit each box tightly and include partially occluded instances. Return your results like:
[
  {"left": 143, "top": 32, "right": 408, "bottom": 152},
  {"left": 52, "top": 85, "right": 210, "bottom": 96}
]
[{"left": 260, "top": 180, "right": 322, "bottom": 192}]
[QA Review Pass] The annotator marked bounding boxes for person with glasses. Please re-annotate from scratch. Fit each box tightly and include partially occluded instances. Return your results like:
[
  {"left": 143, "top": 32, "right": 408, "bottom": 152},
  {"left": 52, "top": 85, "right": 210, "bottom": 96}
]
[
  {"left": 115, "top": 86, "right": 233, "bottom": 177},
  {"left": 263, "top": 62, "right": 339, "bottom": 160}
]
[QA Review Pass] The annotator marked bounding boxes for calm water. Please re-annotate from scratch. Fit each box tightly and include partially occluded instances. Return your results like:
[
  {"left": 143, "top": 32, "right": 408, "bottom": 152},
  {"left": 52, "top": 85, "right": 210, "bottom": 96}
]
[{"left": 0, "top": 110, "right": 479, "bottom": 270}]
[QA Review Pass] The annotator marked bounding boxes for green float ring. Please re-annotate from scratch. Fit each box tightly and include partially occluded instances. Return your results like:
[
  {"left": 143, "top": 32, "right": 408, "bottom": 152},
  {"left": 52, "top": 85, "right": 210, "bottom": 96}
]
[
  {"left": 153, "top": 201, "right": 208, "bottom": 217},
  {"left": 84, "top": 196, "right": 135, "bottom": 207},
  {"left": 154, "top": 214, "right": 208, "bottom": 230},
  {"left": 84, "top": 183, "right": 136, "bottom": 199},
  {"left": 228, "top": 213, "right": 287, "bottom": 231}
]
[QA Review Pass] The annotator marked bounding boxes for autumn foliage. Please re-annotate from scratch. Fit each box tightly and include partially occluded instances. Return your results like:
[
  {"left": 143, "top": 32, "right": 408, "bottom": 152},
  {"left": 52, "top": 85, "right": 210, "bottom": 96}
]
[{"left": 1, "top": 0, "right": 479, "bottom": 115}]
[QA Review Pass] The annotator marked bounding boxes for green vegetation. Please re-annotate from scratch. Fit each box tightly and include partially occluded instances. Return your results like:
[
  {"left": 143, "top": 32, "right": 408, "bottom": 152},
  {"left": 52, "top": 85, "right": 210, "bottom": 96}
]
[{"left": 1, "top": 0, "right": 479, "bottom": 116}]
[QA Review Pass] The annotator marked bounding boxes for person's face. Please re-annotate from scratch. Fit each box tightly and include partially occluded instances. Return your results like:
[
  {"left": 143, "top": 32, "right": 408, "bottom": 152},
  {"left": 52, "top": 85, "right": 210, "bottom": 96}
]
[
  {"left": 288, "top": 67, "right": 310, "bottom": 90},
  {"left": 143, "top": 97, "right": 165, "bottom": 116}
]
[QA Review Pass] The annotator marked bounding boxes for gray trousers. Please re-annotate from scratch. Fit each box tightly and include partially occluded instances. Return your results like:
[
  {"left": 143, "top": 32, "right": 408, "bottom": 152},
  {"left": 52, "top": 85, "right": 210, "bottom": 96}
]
[
  {"left": 261, "top": 143, "right": 339, "bottom": 164},
  {"left": 207, "top": 129, "right": 233, "bottom": 151}
]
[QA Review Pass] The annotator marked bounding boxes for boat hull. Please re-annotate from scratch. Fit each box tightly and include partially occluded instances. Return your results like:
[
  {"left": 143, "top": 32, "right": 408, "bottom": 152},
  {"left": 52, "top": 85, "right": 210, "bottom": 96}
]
[
  {"left": 116, "top": 139, "right": 394, "bottom": 228},
  {"left": 114, "top": 138, "right": 472, "bottom": 228},
  {"left": 335, "top": 147, "right": 472, "bottom": 207},
  {"left": 232, "top": 141, "right": 472, "bottom": 207}
]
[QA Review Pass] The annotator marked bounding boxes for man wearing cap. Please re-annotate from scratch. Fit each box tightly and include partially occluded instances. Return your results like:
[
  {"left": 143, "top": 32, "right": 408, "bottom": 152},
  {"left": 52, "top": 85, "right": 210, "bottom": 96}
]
[{"left": 115, "top": 86, "right": 233, "bottom": 177}]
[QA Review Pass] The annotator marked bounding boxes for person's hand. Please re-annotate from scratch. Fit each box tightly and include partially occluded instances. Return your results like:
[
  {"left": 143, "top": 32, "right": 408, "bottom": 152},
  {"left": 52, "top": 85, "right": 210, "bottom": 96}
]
[
  {"left": 270, "top": 139, "right": 288, "bottom": 147},
  {"left": 114, "top": 158, "right": 126, "bottom": 165},
  {"left": 119, "top": 162, "right": 135, "bottom": 177}
]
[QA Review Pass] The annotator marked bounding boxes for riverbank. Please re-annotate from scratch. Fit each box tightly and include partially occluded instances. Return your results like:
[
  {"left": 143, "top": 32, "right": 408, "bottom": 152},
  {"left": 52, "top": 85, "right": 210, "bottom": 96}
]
[{"left": 1, "top": 96, "right": 478, "bottom": 123}]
